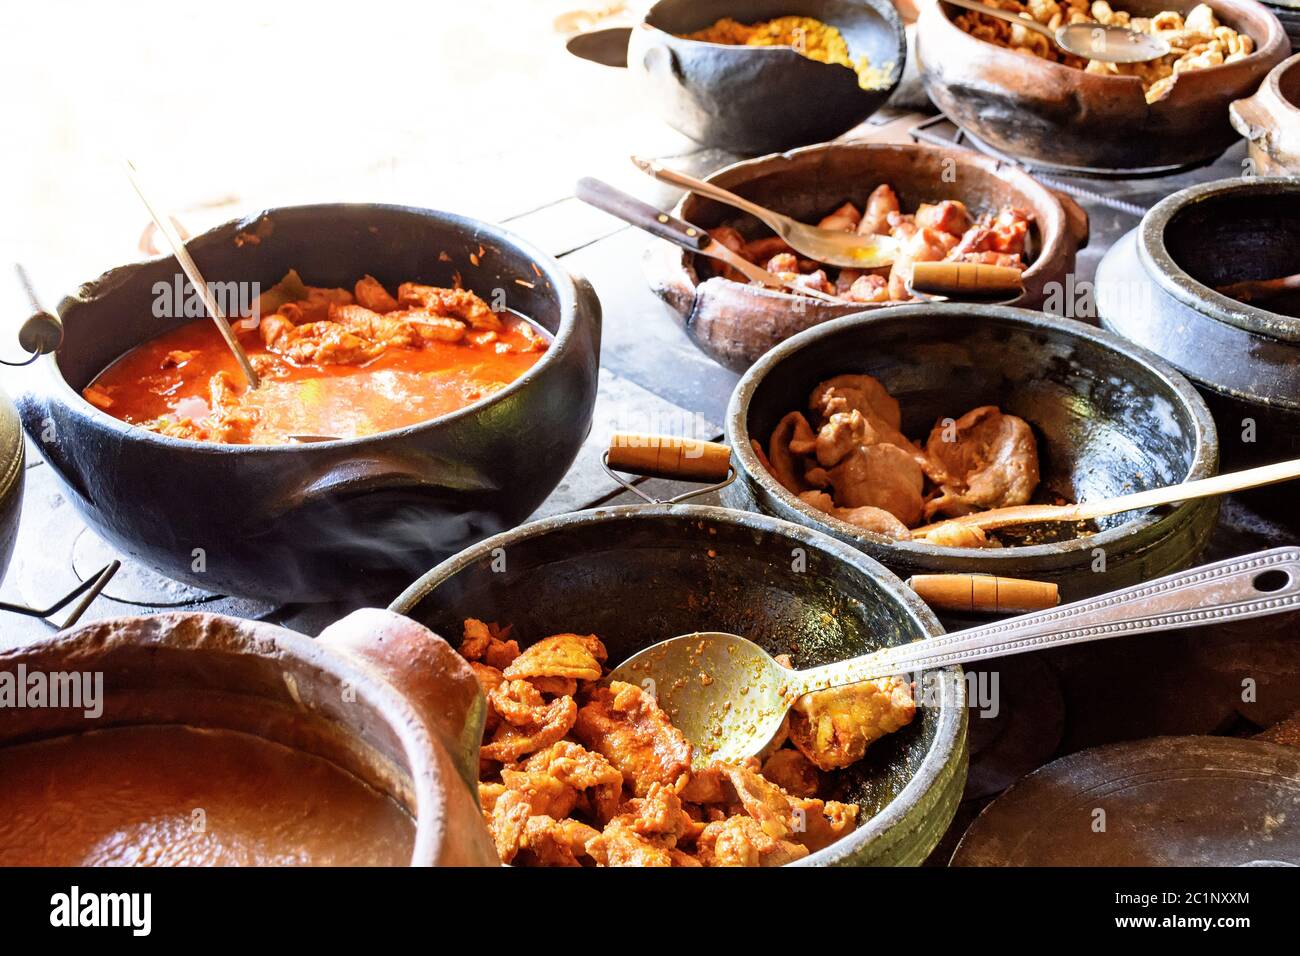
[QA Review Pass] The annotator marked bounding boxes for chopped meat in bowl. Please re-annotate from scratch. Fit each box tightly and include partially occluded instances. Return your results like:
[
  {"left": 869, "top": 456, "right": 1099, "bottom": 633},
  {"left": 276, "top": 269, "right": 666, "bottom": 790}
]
[{"left": 458, "top": 621, "right": 917, "bottom": 867}]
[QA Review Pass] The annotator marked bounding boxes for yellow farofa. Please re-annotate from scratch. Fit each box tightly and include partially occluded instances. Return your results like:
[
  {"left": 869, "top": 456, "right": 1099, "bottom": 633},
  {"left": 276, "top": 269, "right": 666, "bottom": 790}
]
[
  {"left": 951, "top": 1, "right": 1253, "bottom": 103},
  {"left": 682, "top": 16, "right": 893, "bottom": 90}
]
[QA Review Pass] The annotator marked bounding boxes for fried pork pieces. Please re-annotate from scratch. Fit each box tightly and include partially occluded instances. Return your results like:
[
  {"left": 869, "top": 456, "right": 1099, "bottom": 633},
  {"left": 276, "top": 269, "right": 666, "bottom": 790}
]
[
  {"left": 755, "top": 374, "right": 1041, "bottom": 546},
  {"left": 459, "top": 620, "right": 916, "bottom": 866},
  {"left": 708, "top": 184, "right": 1030, "bottom": 302}
]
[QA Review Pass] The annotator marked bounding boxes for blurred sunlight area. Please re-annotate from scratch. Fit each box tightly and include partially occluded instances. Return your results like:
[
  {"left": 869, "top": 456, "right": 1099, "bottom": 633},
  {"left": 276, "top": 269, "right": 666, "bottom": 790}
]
[{"left": 0, "top": 0, "right": 682, "bottom": 316}]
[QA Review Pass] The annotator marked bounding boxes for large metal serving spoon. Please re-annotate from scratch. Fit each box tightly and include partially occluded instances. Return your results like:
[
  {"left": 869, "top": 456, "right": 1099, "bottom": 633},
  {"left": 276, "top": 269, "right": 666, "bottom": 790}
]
[
  {"left": 609, "top": 547, "right": 1300, "bottom": 764},
  {"left": 942, "top": 0, "right": 1171, "bottom": 63},
  {"left": 631, "top": 157, "right": 901, "bottom": 269}
]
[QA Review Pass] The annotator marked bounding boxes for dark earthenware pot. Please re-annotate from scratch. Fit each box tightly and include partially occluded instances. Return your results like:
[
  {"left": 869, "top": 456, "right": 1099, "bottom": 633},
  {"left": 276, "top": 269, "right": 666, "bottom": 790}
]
[
  {"left": 1231, "top": 53, "right": 1300, "bottom": 175},
  {"left": 391, "top": 504, "right": 968, "bottom": 866},
  {"left": 1097, "top": 178, "right": 1300, "bottom": 513},
  {"left": 0, "top": 387, "right": 24, "bottom": 585},
  {"left": 14, "top": 204, "right": 601, "bottom": 603},
  {"left": 568, "top": 0, "right": 905, "bottom": 154},
  {"left": 645, "top": 141, "right": 1089, "bottom": 372},
  {"left": 725, "top": 305, "right": 1221, "bottom": 602},
  {"left": 918, "top": 0, "right": 1287, "bottom": 172},
  {"left": 0, "top": 610, "right": 499, "bottom": 866}
]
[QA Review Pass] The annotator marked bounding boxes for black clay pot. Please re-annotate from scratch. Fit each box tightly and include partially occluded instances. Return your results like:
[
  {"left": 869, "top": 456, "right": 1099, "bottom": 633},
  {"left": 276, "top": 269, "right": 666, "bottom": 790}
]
[
  {"left": 568, "top": 0, "right": 905, "bottom": 154},
  {"left": 0, "top": 387, "right": 24, "bottom": 584},
  {"left": 390, "top": 504, "right": 967, "bottom": 866},
  {"left": 1097, "top": 177, "right": 1300, "bottom": 516},
  {"left": 724, "top": 305, "right": 1221, "bottom": 602},
  {"left": 15, "top": 205, "right": 601, "bottom": 603}
]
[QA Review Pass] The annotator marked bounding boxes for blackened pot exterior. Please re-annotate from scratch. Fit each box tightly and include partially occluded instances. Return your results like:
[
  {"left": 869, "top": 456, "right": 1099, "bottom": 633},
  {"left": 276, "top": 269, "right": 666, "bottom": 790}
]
[
  {"left": 391, "top": 504, "right": 967, "bottom": 866},
  {"left": 725, "top": 306, "right": 1221, "bottom": 602},
  {"left": 15, "top": 205, "right": 601, "bottom": 603},
  {"left": 0, "top": 387, "right": 24, "bottom": 585},
  {"left": 627, "top": 0, "right": 905, "bottom": 154}
]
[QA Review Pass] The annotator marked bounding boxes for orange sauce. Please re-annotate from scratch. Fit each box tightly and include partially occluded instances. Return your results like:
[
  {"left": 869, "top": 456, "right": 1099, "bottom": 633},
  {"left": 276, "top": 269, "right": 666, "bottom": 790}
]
[
  {"left": 0, "top": 725, "right": 415, "bottom": 866},
  {"left": 85, "top": 313, "right": 548, "bottom": 445}
]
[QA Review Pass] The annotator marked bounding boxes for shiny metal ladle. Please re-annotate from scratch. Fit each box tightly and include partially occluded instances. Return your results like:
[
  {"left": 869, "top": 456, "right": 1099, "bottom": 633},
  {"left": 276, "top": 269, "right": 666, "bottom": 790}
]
[
  {"left": 943, "top": 0, "right": 1172, "bottom": 63},
  {"left": 609, "top": 547, "right": 1300, "bottom": 764}
]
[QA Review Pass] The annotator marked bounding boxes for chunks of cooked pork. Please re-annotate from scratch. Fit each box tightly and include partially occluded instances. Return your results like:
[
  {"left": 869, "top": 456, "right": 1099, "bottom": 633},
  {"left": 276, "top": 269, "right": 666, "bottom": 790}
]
[
  {"left": 789, "top": 676, "right": 916, "bottom": 771},
  {"left": 574, "top": 681, "right": 693, "bottom": 796},
  {"left": 759, "top": 373, "right": 1045, "bottom": 545},
  {"left": 460, "top": 623, "right": 905, "bottom": 867},
  {"left": 705, "top": 187, "right": 1029, "bottom": 303},
  {"left": 924, "top": 405, "right": 1040, "bottom": 519}
]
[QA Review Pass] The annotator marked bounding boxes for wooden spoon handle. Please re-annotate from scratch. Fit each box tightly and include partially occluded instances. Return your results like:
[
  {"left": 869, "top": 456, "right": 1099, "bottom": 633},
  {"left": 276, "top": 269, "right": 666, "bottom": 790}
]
[{"left": 607, "top": 433, "right": 732, "bottom": 482}]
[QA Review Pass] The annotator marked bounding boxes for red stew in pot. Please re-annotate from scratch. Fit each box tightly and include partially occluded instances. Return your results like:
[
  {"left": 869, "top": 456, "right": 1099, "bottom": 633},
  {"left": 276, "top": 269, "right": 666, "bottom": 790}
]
[{"left": 82, "top": 271, "right": 549, "bottom": 445}]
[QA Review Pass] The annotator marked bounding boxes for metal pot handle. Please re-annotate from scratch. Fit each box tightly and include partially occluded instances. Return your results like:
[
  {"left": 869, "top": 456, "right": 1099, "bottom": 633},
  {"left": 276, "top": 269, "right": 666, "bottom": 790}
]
[
  {"left": 602, "top": 432, "right": 735, "bottom": 504},
  {"left": 317, "top": 608, "right": 499, "bottom": 866}
]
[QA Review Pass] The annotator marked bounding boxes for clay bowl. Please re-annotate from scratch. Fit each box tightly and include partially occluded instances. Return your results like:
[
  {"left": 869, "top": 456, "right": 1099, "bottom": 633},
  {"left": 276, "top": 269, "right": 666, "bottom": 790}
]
[
  {"left": 724, "top": 305, "right": 1221, "bottom": 602},
  {"left": 917, "top": 0, "right": 1288, "bottom": 172},
  {"left": 568, "top": 0, "right": 906, "bottom": 154},
  {"left": 13, "top": 204, "right": 601, "bottom": 603},
  {"left": 1097, "top": 177, "right": 1300, "bottom": 514},
  {"left": 1231, "top": 52, "right": 1300, "bottom": 174},
  {"left": 391, "top": 504, "right": 968, "bottom": 866},
  {"left": 645, "top": 141, "right": 1089, "bottom": 373},
  {"left": 0, "top": 610, "right": 500, "bottom": 866}
]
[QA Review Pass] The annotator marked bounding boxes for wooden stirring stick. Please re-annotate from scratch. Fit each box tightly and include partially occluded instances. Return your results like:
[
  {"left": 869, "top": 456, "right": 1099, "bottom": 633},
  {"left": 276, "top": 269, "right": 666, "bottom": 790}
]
[
  {"left": 912, "top": 457, "right": 1300, "bottom": 540},
  {"left": 123, "top": 160, "right": 260, "bottom": 389}
]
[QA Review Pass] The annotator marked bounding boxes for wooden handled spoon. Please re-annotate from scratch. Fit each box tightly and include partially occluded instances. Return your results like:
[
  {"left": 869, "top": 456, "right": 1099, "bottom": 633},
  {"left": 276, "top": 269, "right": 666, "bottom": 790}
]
[
  {"left": 608, "top": 547, "right": 1300, "bottom": 764},
  {"left": 911, "top": 456, "right": 1300, "bottom": 542}
]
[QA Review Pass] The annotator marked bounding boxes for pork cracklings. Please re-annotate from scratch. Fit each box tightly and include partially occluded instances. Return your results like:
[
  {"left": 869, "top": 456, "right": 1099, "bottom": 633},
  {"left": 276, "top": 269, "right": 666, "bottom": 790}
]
[
  {"left": 753, "top": 373, "right": 1044, "bottom": 547},
  {"left": 458, "top": 620, "right": 917, "bottom": 866}
]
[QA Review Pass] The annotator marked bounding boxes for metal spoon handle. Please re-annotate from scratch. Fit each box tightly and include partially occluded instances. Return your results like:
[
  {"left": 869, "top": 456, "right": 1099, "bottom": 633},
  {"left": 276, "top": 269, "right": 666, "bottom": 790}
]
[
  {"left": 792, "top": 547, "right": 1300, "bottom": 693},
  {"left": 939, "top": 0, "right": 1055, "bottom": 38},
  {"left": 631, "top": 157, "right": 789, "bottom": 234}
]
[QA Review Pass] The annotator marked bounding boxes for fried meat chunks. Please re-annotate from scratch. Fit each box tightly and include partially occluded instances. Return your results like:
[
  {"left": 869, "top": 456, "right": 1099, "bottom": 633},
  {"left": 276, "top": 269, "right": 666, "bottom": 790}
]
[
  {"left": 762, "top": 372, "right": 1041, "bottom": 545},
  {"left": 461, "top": 623, "right": 893, "bottom": 866},
  {"left": 257, "top": 276, "right": 503, "bottom": 366},
  {"left": 706, "top": 184, "right": 1030, "bottom": 302}
]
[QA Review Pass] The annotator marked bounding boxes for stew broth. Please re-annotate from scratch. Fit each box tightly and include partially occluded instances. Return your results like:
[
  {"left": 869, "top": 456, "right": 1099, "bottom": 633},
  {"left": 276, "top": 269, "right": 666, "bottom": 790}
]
[{"left": 82, "top": 274, "right": 549, "bottom": 445}]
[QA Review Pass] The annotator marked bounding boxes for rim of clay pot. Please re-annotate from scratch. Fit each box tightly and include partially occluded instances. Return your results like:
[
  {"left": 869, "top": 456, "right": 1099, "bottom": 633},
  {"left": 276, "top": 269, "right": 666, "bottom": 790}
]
[
  {"left": 674, "top": 140, "right": 1075, "bottom": 303},
  {"left": 927, "top": 0, "right": 1286, "bottom": 108},
  {"left": 727, "top": 303, "right": 1219, "bottom": 561},
  {"left": 392, "top": 502, "right": 968, "bottom": 867},
  {"left": 41, "top": 202, "right": 590, "bottom": 456},
  {"left": 1139, "top": 177, "right": 1300, "bottom": 343},
  {"left": 0, "top": 612, "right": 453, "bottom": 867}
]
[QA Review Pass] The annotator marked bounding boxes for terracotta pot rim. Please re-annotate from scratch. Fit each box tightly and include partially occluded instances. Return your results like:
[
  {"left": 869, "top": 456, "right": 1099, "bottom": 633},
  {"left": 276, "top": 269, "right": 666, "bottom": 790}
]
[
  {"left": 0, "top": 611, "right": 450, "bottom": 867},
  {"left": 726, "top": 304, "right": 1220, "bottom": 561},
  {"left": 391, "top": 502, "right": 969, "bottom": 867},
  {"left": 926, "top": 0, "right": 1287, "bottom": 108},
  {"left": 36, "top": 202, "right": 592, "bottom": 455},
  {"left": 1139, "top": 176, "right": 1300, "bottom": 343}
]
